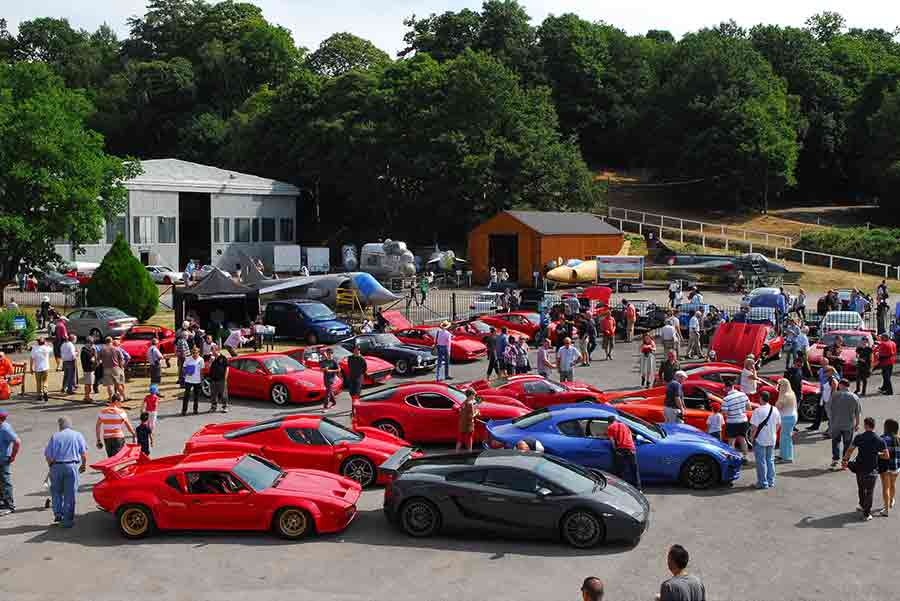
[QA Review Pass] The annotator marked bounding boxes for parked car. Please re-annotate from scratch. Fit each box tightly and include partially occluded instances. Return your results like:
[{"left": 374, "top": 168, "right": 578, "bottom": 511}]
[
  {"left": 607, "top": 386, "right": 754, "bottom": 436},
  {"left": 285, "top": 345, "right": 393, "bottom": 386},
  {"left": 145, "top": 265, "right": 183, "bottom": 285},
  {"left": 611, "top": 301, "right": 666, "bottom": 340},
  {"left": 449, "top": 319, "right": 494, "bottom": 344},
  {"left": 341, "top": 334, "right": 436, "bottom": 376},
  {"left": 192, "top": 265, "right": 231, "bottom": 281},
  {"left": 91, "top": 446, "right": 360, "bottom": 540},
  {"left": 709, "top": 322, "right": 784, "bottom": 363},
  {"left": 65, "top": 307, "right": 137, "bottom": 340},
  {"left": 468, "top": 292, "right": 503, "bottom": 315},
  {"left": 463, "top": 374, "right": 605, "bottom": 409},
  {"left": 807, "top": 330, "right": 878, "bottom": 381},
  {"left": 200, "top": 352, "right": 336, "bottom": 406},
  {"left": 380, "top": 447, "right": 650, "bottom": 548},
  {"left": 819, "top": 311, "right": 866, "bottom": 335},
  {"left": 119, "top": 325, "right": 176, "bottom": 362},
  {"left": 184, "top": 415, "right": 416, "bottom": 488},
  {"left": 486, "top": 403, "right": 743, "bottom": 489},
  {"left": 33, "top": 270, "right": 80, "bottom": 292},
  {"left": 393, "top": 326, "right": 488, "bottom": 362},
  {"left": 264, "top": 300, "right": 352, "bottom": 344}
]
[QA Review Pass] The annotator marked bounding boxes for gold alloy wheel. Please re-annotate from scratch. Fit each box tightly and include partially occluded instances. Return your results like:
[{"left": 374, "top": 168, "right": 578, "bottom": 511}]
[
  {"left": 279, "top": 509, "right": 308, "bottom": 537},
  {"left": 120, "top": 507, "right": 149, "bottom": 536}
]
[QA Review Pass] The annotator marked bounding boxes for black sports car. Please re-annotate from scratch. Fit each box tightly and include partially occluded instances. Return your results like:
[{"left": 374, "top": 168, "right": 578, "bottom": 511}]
[
  {"left": 342, "top": 334, "right": 437, "bottom": 376},
  {"left": 612, "top": 301, "right": 667, "bottom": 340},
  {"left": 380, "top": 448, "right": 650, "bottom": 548}
]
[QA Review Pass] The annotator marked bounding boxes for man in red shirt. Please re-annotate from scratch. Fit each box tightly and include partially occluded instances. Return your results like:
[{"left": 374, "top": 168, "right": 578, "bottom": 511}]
[
  {"left": 600, "top": 313, "right": 616, "bottom": 360},
  {"left": 877, "top": 334, "right": 896, "bottom": 395},
  {"left": 623, "top": 300, "right": 637, "bottom": 342},
  {"left": 607, "top": 415, "right": 641, "bottom": 490}
]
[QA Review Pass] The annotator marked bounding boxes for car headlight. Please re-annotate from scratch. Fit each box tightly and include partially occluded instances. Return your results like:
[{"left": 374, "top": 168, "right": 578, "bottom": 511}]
[{"left": 416, "top": 356, "right": 423, "bottom": 365}]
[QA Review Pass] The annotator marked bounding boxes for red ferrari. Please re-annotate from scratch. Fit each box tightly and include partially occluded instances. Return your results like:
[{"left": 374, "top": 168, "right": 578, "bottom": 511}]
[
  {"left": 393, "top": 326, "right": 488, "bottom": 361},
  {"left": 478, "top": 312, "right": 574, "bottom": 344},
  {"left": 184, "top": 415, "right": 415, "bottom": 487},
  {"left": 462, "top": 374, "right": 605, "bottom": 409},
  {"left": 119, "top": 325, "right": 176, "bottom": 361},
  {"left": 201, "top": 352, "right": 338, "bottom": 406},
  {"left": 286, "top": 345, "right": 393, "bottom": 386},
  {"left": 450, "top": 319, "right": 494, "bottom": 344},
  {"left": 604, "top": 387, "right": 751, "bottom": 436},
  {"left": 91, "top": 446, "right": 361, "bottom": 540},
  {"left": 353, "top": 382, "right": 530, "bottom": 443},
  {"left": 709, "top": 322, "right": 784, "bottom": 363},
  {"left": 807, "top": 330, "right": 878, "bottom": 381}
]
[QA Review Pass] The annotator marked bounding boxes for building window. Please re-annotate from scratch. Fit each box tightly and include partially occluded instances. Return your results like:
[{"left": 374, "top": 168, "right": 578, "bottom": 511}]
[
  {"left": 213, "top": 218, "right": 221, "bottom": 243},
  {"left": 261, "top": 218, "right": 275, "bottom": 242},
  {"left": 280, "top": 218, "right": 294, "bottom": 242},
  {"left": 222, "top": 218, "right": 231, "bottom": 243},
  {"left": 235, "top": 218, "right": 251, "bottom": 243},
  {"left": 133, "top": 216, "right": 153, "bottom": 245},
  {"left": 158, "top": 217, "right": 176, "bottom": 243},
  {"left": 252, "top": 218, "right": 260, "bottom": 242},
  {"left": 106, "top": 215, "right": 127, "bottom": 243}
]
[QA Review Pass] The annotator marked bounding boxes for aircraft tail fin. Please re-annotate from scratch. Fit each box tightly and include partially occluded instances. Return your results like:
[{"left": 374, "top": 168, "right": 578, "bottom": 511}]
[
  {"left": 644, "top": 231, "right": 677, "bottom": 264},
  {"left": 239, "top": 254, "right": 267, "bottom": 285}
]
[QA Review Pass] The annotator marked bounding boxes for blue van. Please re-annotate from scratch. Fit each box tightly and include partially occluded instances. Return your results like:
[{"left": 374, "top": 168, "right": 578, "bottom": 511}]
[{"left": 263, "top": 300, "right": 352, "bottom": 344}]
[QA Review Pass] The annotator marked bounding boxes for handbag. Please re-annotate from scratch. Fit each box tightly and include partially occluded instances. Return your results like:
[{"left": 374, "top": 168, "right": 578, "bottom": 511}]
[{"left": 753, "top": 405, "right": 774, "bottom": 443}]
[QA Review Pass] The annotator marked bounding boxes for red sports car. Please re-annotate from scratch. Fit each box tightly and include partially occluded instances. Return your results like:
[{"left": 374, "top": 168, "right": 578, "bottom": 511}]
[
  {"left": 393, "top": 326, "right": 488, "bottom": 362},
  {"left": 201, "top": 352, "right": 338, "bottom": 406},
  {"left": 450, "top": 319, "right": 494, "bottom": 344},
  {"left": 119, "top": 325, "right": 176, "bottom": 361},
  {"left": 604, "top": 387, "right": 751, "bottom": 436},
  {"left": 709, "top": 322, "right": 784, "bottom": 363},
  {"left": 353, "top": 382, "right": 530, "bottom": 443},
  {"left": 91, "top": 446, "right": 361, "bottom": 540},
  {"left": 184, "top": 415, "right": 415, "bottom": 487},
  {"left": 286, "top": 345, "right": 393, "bottom": 386},
  {"left": 478, "top": 312, "right": 573, "bottom": 344},
  {"left": 463, "top": 374, "right": 605, "bottom": 409},
  {"left": 807, "top": 330, "right": 878, "bottom": 381}
]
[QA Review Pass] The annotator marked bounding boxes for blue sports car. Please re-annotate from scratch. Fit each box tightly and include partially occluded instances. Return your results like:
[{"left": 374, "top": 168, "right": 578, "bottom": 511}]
[{"left": 485, "top": 403, "right": 743, "bottom": 489}]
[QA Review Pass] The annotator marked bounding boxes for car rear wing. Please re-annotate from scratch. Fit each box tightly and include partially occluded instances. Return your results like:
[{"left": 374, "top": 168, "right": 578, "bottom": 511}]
[
  {"left": 89, "top": 443, "right": 147, "bottom": 480},
  {"left": 378, "top": 447, "right": 416, "bottom": 478}
]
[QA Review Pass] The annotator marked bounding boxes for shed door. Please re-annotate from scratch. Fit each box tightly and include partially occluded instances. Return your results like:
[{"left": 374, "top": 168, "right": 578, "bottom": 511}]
[{"left": 488, "top": 234, "right": 518, "bottom": 282}]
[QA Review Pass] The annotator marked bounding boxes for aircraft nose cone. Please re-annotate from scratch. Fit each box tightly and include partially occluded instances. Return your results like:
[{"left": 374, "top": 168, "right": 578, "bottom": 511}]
[
  {"left": 546, "top": 266, "right": 572, "bottom": 283},
  {"left": 352, "top": 273, "right": 400, "bottom": 306}
]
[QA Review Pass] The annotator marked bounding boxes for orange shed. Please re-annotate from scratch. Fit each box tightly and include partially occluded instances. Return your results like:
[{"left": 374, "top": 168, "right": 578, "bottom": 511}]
[{"left": 468, "top": 211, "right": 624, "bottom": 285}]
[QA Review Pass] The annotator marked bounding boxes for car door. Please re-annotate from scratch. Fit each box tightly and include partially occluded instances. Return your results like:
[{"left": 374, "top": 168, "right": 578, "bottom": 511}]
[
  {"left": 154, "top": 473, "right": 191, "bottom": 529},
  {"left": 467, "top": 468, "right": 560, "bottom": 532},
  {"left": 521, "top": 381, "right": 559, "bottom": 409},
  {"left": 272, "top": 427, "right": 335, "bottom": 472},
  {"left": 181, "top": 470, "right": 258, "bottom": 530},
  {"left": 226, "top": 359, "right": 256, "bottom": 398},
  {"left": 555, "top": 418, "right": 614, "bottom": 470},
  {"left": 403, "top": 393, "right": 458, "bottom": 442}
]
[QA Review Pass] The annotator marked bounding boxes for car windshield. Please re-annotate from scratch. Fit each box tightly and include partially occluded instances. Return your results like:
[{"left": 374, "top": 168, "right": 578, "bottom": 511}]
[
  {"left": 511, "top": 409, "right": 552, "bottom": 428},
  {"left": 327, "top": 345, "right": 352, "bottom": 360},
  {"left": 468, "top": 321, "right": 490, "bottom": 333},
  {"left": 523, "top": 313, "right": 540, "bottom": 324},
  {"left": 232, "top": 455, "right": 283, "bottom": 491},
  {"left": 126, "top": 330, "right": 159, "bottom": 341},
  {"left": 820, "top": 333, "right": 868, "bottom": 347},
  {"left": 533, "top": 455, "right": 606, "bottom": 493},
  {"left": 371, "top": 334, "right": 401, "bottom": 346},
  {"left": 318, "top": 418, "right": 363, "bottom": 444},
  {"left": 262, "top": 356, "right": 304, "bottom": 374},
  {"left": 99, "top": 309, "right": 130, "bottom": 319},
  {"left": 299, "top": 303, "right": 336, "bottom": 321},
  {"left": 618, "top": 412, "right": 664, "bottom": 440}
]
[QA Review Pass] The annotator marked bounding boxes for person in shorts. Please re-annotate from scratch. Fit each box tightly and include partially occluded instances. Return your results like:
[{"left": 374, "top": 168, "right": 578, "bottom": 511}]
[
  {"left": 141, "top": 385, "right": 160, "bottom": 431},
  {"left": 319, "top": 348, "right": 340, "bottom": 410},
  {"left": 722, "top": 380, "right": 751, "bottom": 462},
  {"left": 346, "top": 346, "right": 367, "bottom": 402},
  {"left": 79, "top": 338, "right": 96, "bottom": 403}
]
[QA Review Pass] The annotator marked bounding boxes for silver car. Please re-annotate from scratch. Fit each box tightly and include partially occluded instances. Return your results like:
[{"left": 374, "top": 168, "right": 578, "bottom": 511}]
[
  {"left": 145, "top": 265, "right": 183, "bottom": 285},
  {"left": 65, "top": 307, "right": 138, "bottom": 340}
]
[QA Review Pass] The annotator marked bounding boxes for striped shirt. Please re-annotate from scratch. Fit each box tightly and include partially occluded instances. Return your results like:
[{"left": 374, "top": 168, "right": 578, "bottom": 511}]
[
  {"left": 723, "top": 390, "right": 749, "bottom": 424},
  {"left": 97, "top": 406, "right": 130, "bottom": 439}
]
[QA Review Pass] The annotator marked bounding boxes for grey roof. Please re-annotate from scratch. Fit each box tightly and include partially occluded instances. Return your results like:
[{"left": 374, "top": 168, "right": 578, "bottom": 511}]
[
  {"left": 127, "top": 159, "right": 299, "bottom": 196},
  {"left": 506, "top": 211, "right": 622, "bottom": 235}
]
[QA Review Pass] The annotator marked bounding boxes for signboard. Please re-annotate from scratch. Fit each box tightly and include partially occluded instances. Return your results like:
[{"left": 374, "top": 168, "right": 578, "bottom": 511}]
[
  {"left": 12, "top": 317, "right": 27, "bottom": 331},
  {"left": 593, "top": 256, "right": 644, "bottom": 283}
]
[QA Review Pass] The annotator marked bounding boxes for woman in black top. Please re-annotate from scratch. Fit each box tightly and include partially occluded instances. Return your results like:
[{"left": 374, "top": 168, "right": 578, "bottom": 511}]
[
  {"left": 855, "top": 337, "right": 874, "bottom": 396},
  {"left": 878, "top": 419, "right": 900, "bottom": 517},
  {"left": 80, "top": 343, "right": 96, "bottom": 402}
]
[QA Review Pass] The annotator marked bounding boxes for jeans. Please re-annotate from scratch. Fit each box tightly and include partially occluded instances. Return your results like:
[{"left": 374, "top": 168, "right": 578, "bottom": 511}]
[
  {"left": 210, "top": 379, "right": 227, "bottom": 410},
  {"left": 687, "top": 330, "right": 702, "bottom": 358},
  {"left": 149, "top": 363, "right": 161, "bottom": 385},
  {"left": 182, "top": 383, "right": 202, "bottom": 414},
  {"left": 857, "top": 472, "right": 878, "bottom": 516},
  {"left": 785, "top": 349, "right": 796, "bottom": 370},
  {"left": 754, "top": 444, "right": 776, "bottom": 488},
  {"left": 831, "top": 429, "right": 853, "bottom": 462},
  {"left": 882, "top": 364, "right": 894, "bottom": 395},
  {"left": 0, "top": 460, "right": 13, "bottom": 510},
  {"left": 614, "top": 450, "right": 641, "bottom": 490},
  {"left": 810, "top": 403, "right": 828, "bottom": 430},
  {"left": 602, "top": 335, "right": 614, "bottom": 357},
  {"left": 780, "top": 415, "right": 797, "bottom": 461},
  {"left": 50, "top": 462, "right": 79, "bottom": 526},
  {"left": 62, "top": 360, "right": 77, "bottom": 392},
  {"left": 663, "top": 407, "right": 681, "bottom": 424},
  {"left": 436, "top": 345, "right": 450, "bottom": 381}
]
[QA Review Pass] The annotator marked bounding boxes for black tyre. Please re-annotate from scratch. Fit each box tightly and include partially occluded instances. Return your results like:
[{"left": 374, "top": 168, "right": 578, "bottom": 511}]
[
  {"left": 270, "top": 383, "right": 290, "bottom": 405},
  {"left": 116, "top": 504, "right": 155, "bottom": 539},
  {"left": 400, "top": 498, "right": 441, "bottom": 538},
  {"left": 798, "top": 396, "right": 819, "bottom": 422},
  {"left": 341, "top": 456, "right": 377, "bottom": 488},
  {"left": 273, "top": 507, "right": 313, "bottom": 540},
  {"left": 200, "top": 378, "right": 211, "bottom": 398},
  {"left": 680, "top": 455, "right": 720, "bottom": 490},
  {"left": 561, "top": 509, "right": 605, "bottom": 549},
  {"left": 394, "top": 359, "right": 410, "bottom": 375},
  {"left": 373, "top": 420, "right": 404, "bottom": 439}
]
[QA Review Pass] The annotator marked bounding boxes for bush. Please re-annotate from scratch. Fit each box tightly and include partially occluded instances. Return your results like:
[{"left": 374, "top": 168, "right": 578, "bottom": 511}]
[
  {"left": 86, "top": 234, "right": 159, "bottom": 321},
  {"left": 795, "top": 227, "right": 900, "bottom": 266},
  {"left": 0, "top": 309, "right": 37, "bottom": 343}
]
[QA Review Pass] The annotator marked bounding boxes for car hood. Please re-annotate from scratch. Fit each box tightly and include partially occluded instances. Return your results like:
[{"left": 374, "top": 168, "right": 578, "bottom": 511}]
[
  {"left": 659, "top": 423, "right": 740, "bottom": 454},
  {"left": 269, "top": 469, "right": 361, "bottom": 503},
  {"left": 119, "top": 340, "right": 151, "bottom": 355},
  {"left": 561, "top": 381, "right": 604, "bottom": 395},
  {"left": 710, "top": 322, "right": 766, "bottom": 363},
  {"left": 478, "top": 398, "right": 530, "bottom": 418},
  {"left": 383, "top": 344, "right": 436, "bottom": 356},
  {"left": 363, "top": 356, "right": 394, "bottom": 372},
  {"left": 453, "top": 339, "right": 486, "bottom": 352},
  {"left": 595, "top": 472, "right": 649, "bottom": 517},
  {"left": 312, "top": 319, "right": 351, "bottom": 331}
]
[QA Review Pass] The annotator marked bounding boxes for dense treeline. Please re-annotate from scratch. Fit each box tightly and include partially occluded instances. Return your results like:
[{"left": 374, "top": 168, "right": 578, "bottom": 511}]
[
  {"left": 796, "top": 227, "right": 900, "bottom": 265},
  {"left": 2, "top": 1, "right": 900, "bottom": 242}
]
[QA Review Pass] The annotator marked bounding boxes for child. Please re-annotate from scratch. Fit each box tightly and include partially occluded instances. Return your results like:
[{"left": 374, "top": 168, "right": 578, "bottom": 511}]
[
  {"left": 142, "top": 384, "right": 160, "bottom": 431},
  {"left": 136, "top": 412, "right": 153, "bottom": 456},
  {"left": 706, "top": 401, "right": 724, "bottom": 441}
]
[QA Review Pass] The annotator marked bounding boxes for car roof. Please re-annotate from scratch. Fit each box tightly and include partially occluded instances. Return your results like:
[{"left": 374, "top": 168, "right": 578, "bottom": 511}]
[
  {"left": 75, "top": 307, "right": 124, "bottom": 312},
  {"left": 368, "top": 382, "right": 461, "bottom": 395},
  {"left": 531, "top": 403, "right": 618, "bottom": 420},
  {"left": 174, "top": 452, "right": 245, "bottom": 470}
]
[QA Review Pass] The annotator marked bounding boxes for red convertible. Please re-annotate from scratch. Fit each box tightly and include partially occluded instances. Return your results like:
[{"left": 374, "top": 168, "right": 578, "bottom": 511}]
[
  {"left": 463, "top": 374, "right": 605, "bottom": 409},
  {"left": 91, "top": 446, "right": 361, "bottom": 540},
  {"left": 286, "top": 345, "right": 393, "bottom": 386},
  {"left": 201, "top": 352, "right": 337, "bottom": 406},
  {"left": 119, "top": 325, "right": 176, "bottom": 361},
  {"left": 709, "top": 322, "right": 784, "bottom": 363},
  {"left": 807, "top": 330, "right": 878, "bottom": 381},
  {"left": 353, "top": 382, "right": 530, "bottom": 443},
  {"left": 184, "top": 415, "right": 414, "bottom": 487}
]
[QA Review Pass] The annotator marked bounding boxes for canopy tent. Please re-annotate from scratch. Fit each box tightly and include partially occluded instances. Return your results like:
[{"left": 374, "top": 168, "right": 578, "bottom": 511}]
[{"left": 173, "top": 270, "right": 259, "bottom": 335}]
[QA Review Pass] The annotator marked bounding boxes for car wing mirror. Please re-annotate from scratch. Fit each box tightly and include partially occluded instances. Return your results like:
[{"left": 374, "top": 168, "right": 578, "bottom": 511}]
[{"left": 536, "top": 487, "right": 552, "bottom": 497}]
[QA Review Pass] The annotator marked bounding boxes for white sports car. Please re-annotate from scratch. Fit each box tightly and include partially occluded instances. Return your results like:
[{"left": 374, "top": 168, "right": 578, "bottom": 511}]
[{"left": 145, "top": 265, "right": 183, "bottom": 284}]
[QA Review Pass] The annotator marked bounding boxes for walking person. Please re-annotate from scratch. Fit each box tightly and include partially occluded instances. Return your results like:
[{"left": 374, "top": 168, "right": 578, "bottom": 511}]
[
  {"left": 147, "top": 338, "right": 167, "bottom": 388},
  {"left": 687, "top": 311, "right": 703, "bottom": 359},
  {"left": 30, "top": 337, "right": 52, "bottom": 403},
  {"left": 855, "top": 336, "right": 874, "bottom": 396},
  {"left": 79, "top": 338, "right": 96, "bottom": 402},
  {"left": 96, "top": 394, "right": 136, "bottom": 458},
  {"left": 174, "top": 330, "right": 189, "bottom": 386},
  {"left": 99, "top": 337, "right": 120, "bottom": 401},
  {"left": 207, "top": 346, "right": 229, "bottom": 413},
  {"left": 515, "top": 337, "right": 530, "bottom": 374},
  {"left": 723, "top": 380, "right": 751, "bottom": 463},
  {"left": 141, "top": 385, "right": 160, "bottom": 431},
  {"left": 53, "top": 315, "right": 68, "bottom": 373},
  {"left": 828, "top": 379, "right": 861, "bottom": 470},
  {"left": 639, "top": 333, "right": 657, "bottom": 388},
  {"left": 878, "top": 418, "right": 900, "bottom": 516},
  {"left": 608, "top": 415, "right": 641, "bottom": 490},
  {"left": 668, "top": 280, "right": 680, "bottom": 308},
  {"left": 877, "top": 334, "right": 896, "bottom": 395},
  {"left": 418, "top": 274, "right": 429, "bottom": 305},
  {"left": 536, "top": 339, "right": 555, "bottom": 378},
  {"left": 842, "top": 417, "right": 889, "bottom": 521},
  {"left": 496, "top": 328, "right": 510, "bottom": 377},
  {"left": 750, "top": 391, "right": 781, "bottom": 489},
  {"left": 600, "top": 312, "right": 616, "bottom": 360},
  {"left": 484, "top": 327, "right": 500, "bottom": 380},
  {"left": 657, "top": 544, "right": 706, "bottom": 601},
  {"left": 794, "top": 288, "right": 807, "bottom": 322},
  {"left": 623, "top": 300, "right": 637, "bottom": 342},
  {"left": 455, "top": 389, "right": 479, "bottom": 452},
  {"left": 347, "top": 346, "right": 367, "bottom": 403},
  {"left": 434, "top": 321, "right": 452, "bottom": 381},
  {"left": 808, "top": 362, "right": 833, "bottom": 432},
  {"left": 44, "top": 416, "right": 87, "bottom": 527},
  {"left": 0, "top": 410, "right": 21, "bottom": 516},
  {"left": 660, "top": 318, "right": 680, "bottom": 360},
  {"left": 576, "top": 323, "right": 591, "bottom": 367},
  {"left": 775, "top": 378, "right": 797, "bottom": 463},
  {"left": 135, "top": 412, "right": 154, "bottom": 456},
  {"left": 319, "top": 347, "right": 340, "bottom": 411},
  {"left": 664, "top": 371, "right": 687, "bottom": 424},
  {"left": 60, "top": 335, "right": 78, "bottom": 395},
  {"left": 181, "top": 347, "right": 204, "bottom": 415},
  {"left": 557, "top": 337, "right": 581, "bottom": 383}
]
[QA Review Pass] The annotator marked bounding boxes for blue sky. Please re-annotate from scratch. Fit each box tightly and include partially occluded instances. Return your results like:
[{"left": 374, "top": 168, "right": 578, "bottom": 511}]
[{"left": 5, "top": 1, "right": 898, "bottom": 56}]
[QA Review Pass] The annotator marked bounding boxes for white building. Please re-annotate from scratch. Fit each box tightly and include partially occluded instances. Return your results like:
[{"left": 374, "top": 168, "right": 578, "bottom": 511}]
[{"left": 54, "top": 159, "right": 300, "bottom": 272}]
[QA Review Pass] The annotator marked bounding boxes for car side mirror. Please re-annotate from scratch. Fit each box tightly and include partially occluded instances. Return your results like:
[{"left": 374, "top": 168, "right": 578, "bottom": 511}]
[{"left": 536, "top": 487, "right": 552, "bottom": 497}]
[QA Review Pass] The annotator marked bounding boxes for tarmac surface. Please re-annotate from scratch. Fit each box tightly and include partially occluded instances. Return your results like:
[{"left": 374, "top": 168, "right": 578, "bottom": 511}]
[{"left": 1, "top": 287, "right": 898, "bottom": 601}]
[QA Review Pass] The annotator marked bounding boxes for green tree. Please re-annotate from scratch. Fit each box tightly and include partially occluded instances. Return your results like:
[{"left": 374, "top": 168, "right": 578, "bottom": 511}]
[
  {"left": 400, "top": 9, "right": 482, "bottom": 60},
  {"left": 307, "top": 32, "right": 391, "bottom": 77},
  {"left": 805, "top": 11, "right": 846, "bottom": 43},
  {"left": 0, "top": 62, "right": 140, "bottom": 304},
  {"left": 862, "top": 85, "right": 900, "bottom": 201},
  {"left": 86, "top": 235, "right": 159, "bottom": 321}
]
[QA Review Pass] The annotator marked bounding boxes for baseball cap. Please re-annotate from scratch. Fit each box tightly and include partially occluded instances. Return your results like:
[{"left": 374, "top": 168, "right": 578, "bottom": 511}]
[{"left": 149, "top": 384, "right": 159, "bottom": 394}]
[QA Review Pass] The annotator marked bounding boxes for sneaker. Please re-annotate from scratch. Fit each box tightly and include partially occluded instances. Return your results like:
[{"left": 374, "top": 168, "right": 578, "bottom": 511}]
[
  {"left": 891, "top": 499, "right": 896, "bottom": 509},
  {"left": 0, "top": 508, "right": 13, "bottom": 516},
  {"left": 830, "top": 461, "right": 839, "bottom": 469},
  {"left": 222, "top": 407, "right": 228, "bottom": 413},
  {"left": 877, "top": 509, "right": 889, "bottom": 517},
  {"left": 53, "top": 515, "right": 62, "bottom": 522},
  {"left": 862, "top": 514, "right": 873, "bottom": 522}
]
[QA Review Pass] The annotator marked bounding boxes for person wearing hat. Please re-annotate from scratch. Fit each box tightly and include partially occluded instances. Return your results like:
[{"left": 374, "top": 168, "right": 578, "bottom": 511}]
[
  {"left": 0, "top": 409, "right": 21, "bottom": 516},
  {"left": 434, "top": 320, "right": 453, "bottom": 382},
  {"left": 141, "top": 384, "right": 161, "bottom": 431},
  {"left": 827, "top": 378, "right": 861, "bottom": 470}
]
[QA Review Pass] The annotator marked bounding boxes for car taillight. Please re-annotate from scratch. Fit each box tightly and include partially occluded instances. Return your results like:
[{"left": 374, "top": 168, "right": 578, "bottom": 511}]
[
  {"left": 108, "top": 320, "right": 118, "bottom": 327},
  {"left": 487, "top": 438, "right": 505, "bottom": 449}
]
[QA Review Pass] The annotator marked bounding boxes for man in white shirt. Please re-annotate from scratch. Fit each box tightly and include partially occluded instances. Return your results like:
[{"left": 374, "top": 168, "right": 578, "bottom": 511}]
[
  {"left": 722, "top": 380, "right": 751, "bottom": 462},
  {"left": 668, "top": 280, "right": 680, "bottom": 307},
  {"left": 687, "top": 311, "right": 702, "bottom": 359},
  {"left": 181, "top": 347, "right": 205, "bottom": 416},
  {"left": 30, "top": 337, "right": 52, "bottom": 403},
  {"left": 660, "top": 322, "right": 680, "bottom": 359},
  {"left": 750, "top": 392, "right": 781, "bottom": 489},
  {"left": 60, "top": 335, "right": 78, "bottom": 395},
  {"left": 434, "top": 322, "right": 453, "bottom": 381},
  {"left": 223, "top": 329, "right": 246, "bottom": 357}
]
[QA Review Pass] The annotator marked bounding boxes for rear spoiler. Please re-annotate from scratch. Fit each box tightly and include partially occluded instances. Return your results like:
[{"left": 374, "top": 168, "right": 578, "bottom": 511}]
[
  {"left": 90, "top": 443, "right": 147, "bottom": 480},
  {"left": 378, "top": 447, "right": 416, "bottom": 478}
]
